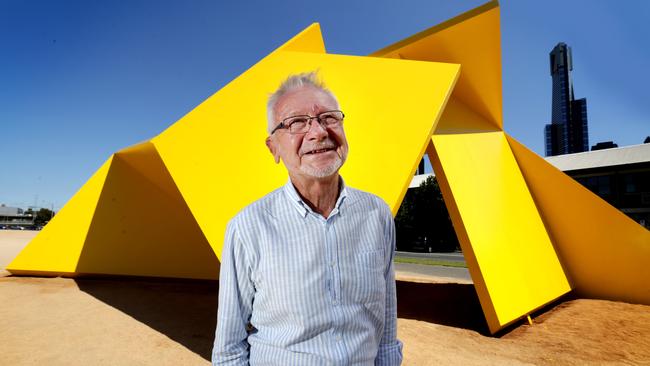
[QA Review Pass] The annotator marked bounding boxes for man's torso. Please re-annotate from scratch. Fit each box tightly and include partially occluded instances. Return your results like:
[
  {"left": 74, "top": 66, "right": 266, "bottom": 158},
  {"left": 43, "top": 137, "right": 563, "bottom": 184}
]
[{"left": 229, "top": 182, "right": 392, "bottom": 365}]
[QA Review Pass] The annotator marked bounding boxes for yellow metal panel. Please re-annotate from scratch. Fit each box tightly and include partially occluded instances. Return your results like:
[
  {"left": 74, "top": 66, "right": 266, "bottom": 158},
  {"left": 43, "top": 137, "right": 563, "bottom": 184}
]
[
  {"left": 507, "top": 135, "right": 650, "bottom": 305},
  {"left": 371, "top": 1, "right": 502, "bottom": 130},
  {"left": 434, "top": 96, "right": 501, "bottom": 134},
  {"left": 7, "top": 143, "right": 220, "bottom": 280},
  {"left": 152, "top": 49, "right": 460, "bottom": 259},
  {"left": 6, "top": 157, "right": 113, "bottom": 275},
  {"left": 116, "top": 142, "right": 181, "bottom": 199},
  {"left": 275, "top": 23, "right": 326, "bottom": 53},
  {"left": 429, "top": 131, "right": 571, "bottom": 333},
  {"left": 74, "top": 142, "right": 219, "bottom": 279}
]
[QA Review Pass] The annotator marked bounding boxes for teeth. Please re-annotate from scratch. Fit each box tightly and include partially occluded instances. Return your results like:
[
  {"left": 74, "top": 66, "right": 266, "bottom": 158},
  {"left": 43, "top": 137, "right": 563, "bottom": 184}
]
[{"left": 305, "top": 147, "right": 334, "bottom": 155}]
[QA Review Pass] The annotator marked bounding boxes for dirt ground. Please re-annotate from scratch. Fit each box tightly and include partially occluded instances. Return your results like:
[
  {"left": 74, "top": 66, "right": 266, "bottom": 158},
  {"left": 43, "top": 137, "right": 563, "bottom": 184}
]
[{"left": 1, "top": 231, "right": 649, "bottom": 365}]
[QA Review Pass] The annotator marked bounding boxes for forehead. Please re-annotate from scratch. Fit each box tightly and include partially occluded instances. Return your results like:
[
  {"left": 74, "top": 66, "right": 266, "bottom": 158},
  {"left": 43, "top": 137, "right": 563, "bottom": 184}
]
[{"left": 275, "top": 86, "right": 337, "bottom": 118}]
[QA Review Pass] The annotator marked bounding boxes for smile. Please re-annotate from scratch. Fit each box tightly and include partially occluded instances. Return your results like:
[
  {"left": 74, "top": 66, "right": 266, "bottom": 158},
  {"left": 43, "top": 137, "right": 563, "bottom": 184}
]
[{"left": 304, "top": 147, "right": 335, "bottom": 155}]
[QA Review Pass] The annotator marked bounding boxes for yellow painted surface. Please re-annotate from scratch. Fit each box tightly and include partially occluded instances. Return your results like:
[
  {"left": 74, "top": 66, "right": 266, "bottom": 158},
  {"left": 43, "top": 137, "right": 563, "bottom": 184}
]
[
  {"left": 153, "top": 50, "right": 460, "bottom": 258},
  {"left": 371, "top": 0, "right": 502, "bottom": 130},
  {"left": 74, "top": 142, "right": 219, "bottom": 279},
  {"left": 275, "top": 23, "right": 326, "bottom": 53},
  {"left": 434, "top": 96, "right": 501, "bottom": 134},
  {"left": 508, "top": 135, "right": 650, "bottom": 304},
  {"left": 429, "top": 131, "right": 571, "bottom": 333},
  {"left": 7, "top": 157, "right": 113, "bottom": 274},
  {"left": 8, "top": 143, "right": 219, "bottom": 280},
  {"left": 116, "top": 142, "right": 181, "bottom": 199}
]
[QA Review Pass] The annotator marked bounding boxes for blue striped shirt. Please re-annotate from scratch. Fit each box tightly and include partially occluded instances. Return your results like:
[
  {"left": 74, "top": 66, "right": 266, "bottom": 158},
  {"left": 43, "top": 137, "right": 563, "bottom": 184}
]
[{"left": 212, "top": 179, "right": 403, "bottom": 365}]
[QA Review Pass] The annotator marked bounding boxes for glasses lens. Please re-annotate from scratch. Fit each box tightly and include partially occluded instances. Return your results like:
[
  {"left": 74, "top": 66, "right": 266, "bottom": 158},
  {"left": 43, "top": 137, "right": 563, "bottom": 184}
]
[
  {"left": 318, "top": 111, "right": 344, "bottom": 126},
  {"left": 286, "top": 116, "right": 310, "bottom": 134}
]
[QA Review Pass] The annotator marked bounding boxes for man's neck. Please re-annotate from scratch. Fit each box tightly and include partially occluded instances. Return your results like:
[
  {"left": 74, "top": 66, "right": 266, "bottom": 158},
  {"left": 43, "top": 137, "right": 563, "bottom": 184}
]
[{"left": 290, "top": 174, "right": 341, "bottom": 218}]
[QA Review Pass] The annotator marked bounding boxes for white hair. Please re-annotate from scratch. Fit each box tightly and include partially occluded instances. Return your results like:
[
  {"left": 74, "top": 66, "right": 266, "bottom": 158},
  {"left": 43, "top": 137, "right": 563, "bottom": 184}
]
[{"left": 266, "top": 71, "right": 339, "bottom": 134}]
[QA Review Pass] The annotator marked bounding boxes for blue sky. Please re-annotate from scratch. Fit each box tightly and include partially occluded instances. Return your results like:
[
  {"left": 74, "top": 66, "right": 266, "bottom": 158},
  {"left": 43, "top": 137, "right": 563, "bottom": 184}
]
[{"left": 1, "top": 0, "right": 648, "bottom": 211}]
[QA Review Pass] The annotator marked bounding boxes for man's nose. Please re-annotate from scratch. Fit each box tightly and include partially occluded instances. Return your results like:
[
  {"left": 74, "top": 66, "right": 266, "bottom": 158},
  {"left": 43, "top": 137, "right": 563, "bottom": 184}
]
[{"left": 305, "top": 118, "right": 328, "bottom": 140}]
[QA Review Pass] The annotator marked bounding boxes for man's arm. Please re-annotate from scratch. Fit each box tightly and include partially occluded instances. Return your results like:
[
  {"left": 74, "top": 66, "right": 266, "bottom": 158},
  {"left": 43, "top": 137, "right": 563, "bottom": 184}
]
[
  {"left": 212, "top": 219, "right": 255, "bottom": 366},
  {"left": 376, "top": 207, "right": 403, "bottom": 366}
]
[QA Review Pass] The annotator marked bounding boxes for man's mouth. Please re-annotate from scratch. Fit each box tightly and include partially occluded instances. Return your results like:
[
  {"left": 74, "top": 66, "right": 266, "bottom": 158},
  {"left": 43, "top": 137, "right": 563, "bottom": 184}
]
[{"left": 303, "top": 147, "right": 336, "bottom": 155}]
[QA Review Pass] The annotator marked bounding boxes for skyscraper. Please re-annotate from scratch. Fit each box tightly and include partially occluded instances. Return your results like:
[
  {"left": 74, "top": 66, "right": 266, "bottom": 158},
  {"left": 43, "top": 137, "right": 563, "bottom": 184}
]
[{"left": 545, "top": 43, "right": 589, "bottom": 156}]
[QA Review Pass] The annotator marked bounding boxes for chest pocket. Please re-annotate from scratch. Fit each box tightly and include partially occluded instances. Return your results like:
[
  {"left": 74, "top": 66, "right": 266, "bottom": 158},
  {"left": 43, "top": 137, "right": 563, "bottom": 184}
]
[{"left": 346, "top": 249, "right": 385, "bottom": 304}]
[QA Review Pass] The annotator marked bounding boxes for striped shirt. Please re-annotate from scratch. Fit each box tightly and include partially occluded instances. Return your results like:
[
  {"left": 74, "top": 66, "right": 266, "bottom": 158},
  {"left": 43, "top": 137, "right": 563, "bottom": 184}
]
[{"left": 212, "top": 179, "right": 403, "bottom": 365}]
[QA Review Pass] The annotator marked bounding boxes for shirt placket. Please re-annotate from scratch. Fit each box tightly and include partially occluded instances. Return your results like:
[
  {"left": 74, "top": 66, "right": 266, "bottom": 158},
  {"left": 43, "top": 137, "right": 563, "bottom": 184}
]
[
  {"left": 325, "top": 218, "right": 340, "bottom": 305},
  {"left": 322, "top": 210, "right": 349, "bottom": 365}
]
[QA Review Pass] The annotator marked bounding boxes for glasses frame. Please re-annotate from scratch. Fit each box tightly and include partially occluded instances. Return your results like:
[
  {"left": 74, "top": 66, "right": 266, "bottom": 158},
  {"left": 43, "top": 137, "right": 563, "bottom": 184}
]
[{"left": 270, "top": 110, "right": 345, "bottom": 135}]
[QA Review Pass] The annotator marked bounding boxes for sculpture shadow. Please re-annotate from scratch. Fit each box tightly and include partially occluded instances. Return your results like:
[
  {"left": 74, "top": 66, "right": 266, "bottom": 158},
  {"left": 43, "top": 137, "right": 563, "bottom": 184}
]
[
  {"left": 396, "top": 281, "right": 489, "bottom": 335},
  {"left": 75, "top": 278, "right": 487, "bottom": 362},
  {"left": 75, "top": 277, "right": 219, "bottom": 361}
]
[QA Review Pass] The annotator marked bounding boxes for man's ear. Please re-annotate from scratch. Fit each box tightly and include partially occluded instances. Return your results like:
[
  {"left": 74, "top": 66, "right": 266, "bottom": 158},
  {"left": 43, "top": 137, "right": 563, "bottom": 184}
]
[{"left": 265, "top": 136, "right": 281, "bottom": 164}]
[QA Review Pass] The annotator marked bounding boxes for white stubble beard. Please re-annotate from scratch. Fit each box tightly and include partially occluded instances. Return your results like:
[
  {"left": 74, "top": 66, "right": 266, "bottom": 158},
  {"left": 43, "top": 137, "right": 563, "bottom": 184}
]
[
  {"left": 300, "top": 155, "right": 344, "bottom": 178},
  {"left": 298, "top": 139, "right": 348, "bottom": 179}
]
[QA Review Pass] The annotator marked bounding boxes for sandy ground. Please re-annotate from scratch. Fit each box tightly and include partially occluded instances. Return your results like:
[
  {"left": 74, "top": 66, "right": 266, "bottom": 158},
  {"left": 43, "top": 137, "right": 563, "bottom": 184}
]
[
  {"left": 0, "top": 230, "right": 35, "bottom": 277},
  {"left": 1, "top": 230, "right": 649, "bottom": 365}
]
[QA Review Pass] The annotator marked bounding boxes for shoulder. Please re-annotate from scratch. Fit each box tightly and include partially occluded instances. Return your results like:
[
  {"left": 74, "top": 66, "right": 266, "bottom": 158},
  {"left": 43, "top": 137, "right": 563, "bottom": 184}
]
[
  {"left": 344, "top": 186, "right": 395, "bottom": 251},
  {"left": 224, "top": 187, "right": 284, "bottom": 254},
  {"left": 229, "top": 186, "right": 285, "bottom": 226},
  {"left": 345, "top": 186, "right": 392, "bottom": 215}
]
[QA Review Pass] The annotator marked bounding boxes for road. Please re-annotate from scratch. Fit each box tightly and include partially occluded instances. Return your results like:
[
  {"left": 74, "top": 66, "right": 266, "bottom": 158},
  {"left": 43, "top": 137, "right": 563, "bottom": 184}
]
[
  {"left": 393, "top": 251, "right": 471, "bottom": 283},
  {"left": 394, "top": 262, "right": 472, "bottom": 283},
  {"left": 395, "top": 251, "right": 466, "bottom": 263},
  {"left": 1, "top": 231, "right": 472, "bottom": 283}
]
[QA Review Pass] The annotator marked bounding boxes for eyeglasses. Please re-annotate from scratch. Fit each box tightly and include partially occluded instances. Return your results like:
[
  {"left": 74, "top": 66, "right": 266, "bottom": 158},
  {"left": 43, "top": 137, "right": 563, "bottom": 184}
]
[{"left": 271, "top": 110, "right": 345, "bottom": 135}]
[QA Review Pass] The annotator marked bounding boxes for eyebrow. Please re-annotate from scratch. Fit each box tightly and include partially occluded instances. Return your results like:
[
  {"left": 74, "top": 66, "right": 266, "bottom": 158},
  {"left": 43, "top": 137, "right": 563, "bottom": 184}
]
[
  {"left": 283, "top": 110, "right": 306, "bottom": 117},
  {"left": 282, "top": 106, "right": 333, "bottom": 118}
]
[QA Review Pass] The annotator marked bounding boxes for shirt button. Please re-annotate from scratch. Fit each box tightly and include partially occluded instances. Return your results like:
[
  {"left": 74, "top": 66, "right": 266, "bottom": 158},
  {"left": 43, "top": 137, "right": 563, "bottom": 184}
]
[
  {"left": 335, "top": 335, "right": 342, "bottom": 342},
  {"left": 333, "top": 300, "right": 339, "bottom": 305},
  {"left": 329, "top": 261, "right": 335, "bottom": 267}
]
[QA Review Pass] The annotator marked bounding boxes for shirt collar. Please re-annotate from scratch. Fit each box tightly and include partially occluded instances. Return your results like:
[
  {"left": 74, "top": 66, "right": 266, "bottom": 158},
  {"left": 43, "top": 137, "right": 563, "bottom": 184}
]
[{"left": 282, "top": 177, "right": 349, "bottom": 218}]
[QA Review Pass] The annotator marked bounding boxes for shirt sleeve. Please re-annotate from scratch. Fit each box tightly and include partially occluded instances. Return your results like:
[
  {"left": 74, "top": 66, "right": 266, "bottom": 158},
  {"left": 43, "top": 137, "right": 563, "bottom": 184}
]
[
  {"left": 376, "top": 206, "right": 403, "bottom": 365},
  {"left": 212, "top": 219, "right": 255, "bottom": 366}
]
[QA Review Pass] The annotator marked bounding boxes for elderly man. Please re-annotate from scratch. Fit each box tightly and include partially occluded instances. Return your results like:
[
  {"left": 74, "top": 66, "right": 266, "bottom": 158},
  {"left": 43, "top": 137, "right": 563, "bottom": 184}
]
[{"left": 212, "top": 72, "right": 403, "bottom": 365}]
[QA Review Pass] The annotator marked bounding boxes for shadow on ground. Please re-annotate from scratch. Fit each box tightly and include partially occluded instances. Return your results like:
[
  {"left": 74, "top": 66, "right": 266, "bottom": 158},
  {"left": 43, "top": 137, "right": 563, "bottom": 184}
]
[
  {"left": 76, "top": 278, "right": 219, "bottom": 361},
  {"left": 396, "top": 281, "right": 489, "bottom": 335},
  {"left": 76, "top": 278, "right": 486, "bottom": 361}
]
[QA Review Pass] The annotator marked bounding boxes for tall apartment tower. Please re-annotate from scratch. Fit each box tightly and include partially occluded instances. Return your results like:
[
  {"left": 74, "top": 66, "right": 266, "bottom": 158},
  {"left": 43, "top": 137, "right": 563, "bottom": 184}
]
[{"left": 545, "top": 43, "right": 589, "bottom": 156}]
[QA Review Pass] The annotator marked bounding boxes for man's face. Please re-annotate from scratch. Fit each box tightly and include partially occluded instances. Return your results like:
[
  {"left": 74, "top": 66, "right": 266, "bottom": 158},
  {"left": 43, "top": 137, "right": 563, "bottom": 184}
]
[{"left": 267, "top": 86, "right": 349, "bottom": 180}]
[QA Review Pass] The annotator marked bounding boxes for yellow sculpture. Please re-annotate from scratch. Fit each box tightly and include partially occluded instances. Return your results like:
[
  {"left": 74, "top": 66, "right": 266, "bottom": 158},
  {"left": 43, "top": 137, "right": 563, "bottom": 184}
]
[{"left": 7, "top": 1, "right": 649, "bottom": 334}]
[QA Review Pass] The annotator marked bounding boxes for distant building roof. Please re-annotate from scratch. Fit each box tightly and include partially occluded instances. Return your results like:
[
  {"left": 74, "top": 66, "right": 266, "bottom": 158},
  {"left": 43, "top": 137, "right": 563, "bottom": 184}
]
[
  {"left": 545, "top": 143, "right": 650, "bottom": 171},
  {"left": 0, "top": 206, "right": 23, "bottom": 216},
  {"left": 409, "top": 173, "right": 434, "bottom": 188},
  {"left": 410, "top": 143, "right": 650, "bottom": 188},
  {"left": 590, "top": 141, "right": 618, "bottom": 151}
]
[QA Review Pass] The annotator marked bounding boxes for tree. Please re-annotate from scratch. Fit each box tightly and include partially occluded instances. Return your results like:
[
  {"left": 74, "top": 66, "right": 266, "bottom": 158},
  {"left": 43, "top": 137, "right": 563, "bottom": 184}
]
[
  {"left": 395, "top": 176, "right": 459, "bottom": 252},
  {"left": 34, "top": 208, "right": 55, "bottom": 226}
]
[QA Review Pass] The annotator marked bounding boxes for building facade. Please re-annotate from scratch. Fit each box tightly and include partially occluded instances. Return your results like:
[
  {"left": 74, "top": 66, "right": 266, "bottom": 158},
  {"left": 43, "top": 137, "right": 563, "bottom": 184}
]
[
  {"left": 545, "top": 143, "right": 650, "bottom": 229},
  {"left": 545, "top": 42, "right": 589, "bottom": 156},
  {"left": 412, "top": 143, "right": 650, "bottom": 230},
  {"left": 0, "top": 205, "right": 35, "bottom": 229}
]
